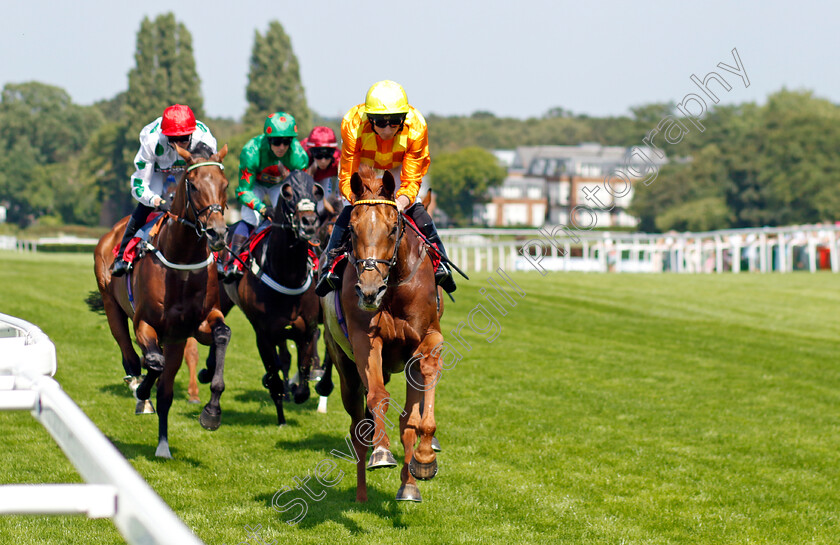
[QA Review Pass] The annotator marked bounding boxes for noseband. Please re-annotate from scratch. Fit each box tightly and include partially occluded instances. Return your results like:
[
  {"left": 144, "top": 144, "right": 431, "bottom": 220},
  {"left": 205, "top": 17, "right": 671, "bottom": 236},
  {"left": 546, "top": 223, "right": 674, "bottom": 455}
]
[
  {"left": 348, "top": 199, "right": 405, "bottom": 284},
  {"left": 177, "top": 161, "right": 226, "bottom": 238},
  {"left": 273, "top": 196, "right": 318, "bottom": 242}
]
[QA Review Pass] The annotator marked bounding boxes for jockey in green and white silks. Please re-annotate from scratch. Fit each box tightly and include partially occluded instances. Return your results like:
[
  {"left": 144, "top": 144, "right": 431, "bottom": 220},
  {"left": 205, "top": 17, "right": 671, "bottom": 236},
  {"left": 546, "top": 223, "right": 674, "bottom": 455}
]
[
  {"left": 111, "top": 104, "right": 217, "bottom": 277},
  {"left": 130, "top": 115, "right": 217, "bottom": 208}
]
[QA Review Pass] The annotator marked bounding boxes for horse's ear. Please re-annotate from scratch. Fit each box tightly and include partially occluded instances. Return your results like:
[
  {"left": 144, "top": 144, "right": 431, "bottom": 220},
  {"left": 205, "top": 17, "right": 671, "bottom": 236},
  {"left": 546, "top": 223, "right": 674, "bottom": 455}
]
[
  {"left": 382, "top": 170, "right": 396, "bottom": 199},
  {"left": 350, "top": 172, "right": 364, "bottom": 200},
  {"left": 280, "top": 182, "right": 294, "bottom": 201},
  {"left": 313, "top": 183, "right": 325, "bottom": 202},
  {"left": 175, "top": 145, "right": 192, "bottom": 160},
  {"left": 215, "top": 144, "right": 228, "bottom": 162}
]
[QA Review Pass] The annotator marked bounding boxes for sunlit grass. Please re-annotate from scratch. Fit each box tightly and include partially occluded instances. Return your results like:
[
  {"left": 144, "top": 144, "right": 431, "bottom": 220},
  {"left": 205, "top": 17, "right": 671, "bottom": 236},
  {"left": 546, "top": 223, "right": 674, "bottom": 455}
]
[{"left": 1, "top": 250, "right": 839, "bottom": 544}]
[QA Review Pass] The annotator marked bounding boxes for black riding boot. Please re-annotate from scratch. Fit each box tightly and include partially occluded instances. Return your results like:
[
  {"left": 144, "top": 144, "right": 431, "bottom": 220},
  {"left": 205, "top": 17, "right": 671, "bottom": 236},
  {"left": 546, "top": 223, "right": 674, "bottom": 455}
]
[
  {"left": 315, "top": 206, "right": 352, "bottom": 297},
  {"left": 111, "top": 204, "right": 153, "bottom": 277},
  {"left": 408, "top": 203, "right": 456, "bottom": 294},
  {"left": 222, "top": 227, "right": 250, "bottom": 283}
]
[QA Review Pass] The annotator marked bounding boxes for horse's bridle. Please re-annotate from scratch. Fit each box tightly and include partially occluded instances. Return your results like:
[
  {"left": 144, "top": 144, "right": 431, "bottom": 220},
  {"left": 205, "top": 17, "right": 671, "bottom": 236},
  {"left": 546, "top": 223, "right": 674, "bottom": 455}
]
[
  {"left": 177, "top": 161, "right": 226, "bottom": 238},
  {"left": 348, "top": 199, "right": 405, "bottom": 285},
  {"left": 272, "top": 195, "right": 319, "bottom": 243}
]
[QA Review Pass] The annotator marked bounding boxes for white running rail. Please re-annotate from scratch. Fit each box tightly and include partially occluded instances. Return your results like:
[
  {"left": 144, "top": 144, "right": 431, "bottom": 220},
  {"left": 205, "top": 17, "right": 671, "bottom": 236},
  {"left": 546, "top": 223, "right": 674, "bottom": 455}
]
[{"left": 0, "top": 313, "right": 205, "bottom": 545}]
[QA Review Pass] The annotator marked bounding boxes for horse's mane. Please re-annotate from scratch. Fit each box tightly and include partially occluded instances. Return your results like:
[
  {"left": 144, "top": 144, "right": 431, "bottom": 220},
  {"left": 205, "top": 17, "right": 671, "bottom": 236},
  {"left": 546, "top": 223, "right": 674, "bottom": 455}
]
[
  {"left": 356, "top": 164, "right": 391, "bottom": 200},
  {"left": 190, "top": 141, "right": 215, "bottom": 160}
]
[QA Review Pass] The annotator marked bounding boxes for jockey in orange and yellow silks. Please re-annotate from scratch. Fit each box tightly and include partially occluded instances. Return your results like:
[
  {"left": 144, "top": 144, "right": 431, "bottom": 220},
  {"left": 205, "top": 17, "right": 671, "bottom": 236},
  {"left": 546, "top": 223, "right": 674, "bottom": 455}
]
[
  {"left": 337, "top": 104, "right": 430, "bottom": 205},
  {"left": 315, "top": 80, "right": 456, "bottom": 296}
]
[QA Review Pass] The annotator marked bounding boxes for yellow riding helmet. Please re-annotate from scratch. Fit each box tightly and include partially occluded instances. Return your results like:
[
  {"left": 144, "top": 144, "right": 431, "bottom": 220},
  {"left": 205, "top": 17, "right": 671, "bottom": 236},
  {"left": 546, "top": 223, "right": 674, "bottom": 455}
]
[{"left": 363, "top": 80, "right": 410, "bottom": 115}]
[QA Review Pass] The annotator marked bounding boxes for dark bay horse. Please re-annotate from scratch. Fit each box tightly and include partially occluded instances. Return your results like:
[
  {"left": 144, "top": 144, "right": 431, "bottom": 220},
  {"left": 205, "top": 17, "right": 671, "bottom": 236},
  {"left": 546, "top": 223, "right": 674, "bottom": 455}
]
[
  {"left": 209, "top": 170, "right": 325, "bottom": 426},
  {"left": 322, "top": 165, "right": 444, "bottom": 502},
  {"left": 93, "top": 144, "right": 231, "bottom": 458}
]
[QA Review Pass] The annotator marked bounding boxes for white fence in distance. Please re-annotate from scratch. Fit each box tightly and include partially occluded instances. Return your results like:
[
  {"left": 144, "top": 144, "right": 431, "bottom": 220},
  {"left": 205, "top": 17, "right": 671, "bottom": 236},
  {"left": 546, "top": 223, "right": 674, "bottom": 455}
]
[
  {"left": 0, "top": 313, "right": 205, "bottom": 545},
  {"left": 439, "top": 224, "right": 840, "bottom": 274}
]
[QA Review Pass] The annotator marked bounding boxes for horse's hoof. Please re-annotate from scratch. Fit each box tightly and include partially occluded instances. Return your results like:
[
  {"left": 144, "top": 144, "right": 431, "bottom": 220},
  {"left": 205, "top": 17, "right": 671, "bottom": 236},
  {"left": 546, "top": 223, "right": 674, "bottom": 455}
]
[
  {"left": 431, "top": 437, "right": 442, "bottom": 452},
  {"left": 199, "top": 405, "right": 221, "bottom": 431},
  {"left": 314, "top": 380, "right": 334, "bottom": 397},
  {"left": 197, "top": 368, "right": 212, "bottom": 384},
  {"left": 187, "top": 396, "right": 201, "bottom": 404},
  {"left": 135, "top": 400, "right": 155, "bottom": 415},
  {"left": 155, "top": 440, "right": 172, "bottom": 459},
  {"left": 317, "top": 396, "right": 328, "bottom": 414},
  {"left": 409, "top": 455, "right": 438, "bottom": 481},
  {"left": 395, "top": 483, "right": 422, "bottom": 502},
  {"left": 294, "top": 386, "right": 310, "bottom": 405},
  {"left": 367, "top": 446, "right": 398, "bottom": 471}
]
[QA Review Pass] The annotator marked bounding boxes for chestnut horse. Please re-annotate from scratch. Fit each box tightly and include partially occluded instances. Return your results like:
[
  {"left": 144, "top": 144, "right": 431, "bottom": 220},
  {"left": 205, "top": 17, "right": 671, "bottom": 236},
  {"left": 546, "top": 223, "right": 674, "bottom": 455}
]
[
  {"left": 93, "top": 143, "right": 231, "bottom": 458},
  {"left": 322, "top": 165, "right": 443, "bottom": 502},
  {"left": 207, "top": 170, "right": 325, "bottom": 426}
]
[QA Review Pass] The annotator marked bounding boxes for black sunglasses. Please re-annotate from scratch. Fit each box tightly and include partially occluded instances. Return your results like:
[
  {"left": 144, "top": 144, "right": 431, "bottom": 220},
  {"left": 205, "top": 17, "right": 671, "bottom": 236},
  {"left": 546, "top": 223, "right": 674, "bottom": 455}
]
[
  {"left": 169, "top": 134, "right": 191, "bottom": 144},
  {"left": 269, "top": 137, "right": 293, "bottom": 146},
  {"left": 369, "top": 115, "right": 405, "bottom": 128},
  {"left": 312, "top": 148, "right": 334, "bottom": 159}
]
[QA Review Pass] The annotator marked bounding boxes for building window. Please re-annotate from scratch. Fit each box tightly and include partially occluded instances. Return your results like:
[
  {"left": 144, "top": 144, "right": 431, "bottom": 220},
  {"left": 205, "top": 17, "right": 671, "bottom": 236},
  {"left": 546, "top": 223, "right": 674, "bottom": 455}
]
[
  {"left": 529, "top": 158, "right": 547, "bottom": 176},
  {"left": 502, "top": 186, "right": 522, "bottom": 199}
]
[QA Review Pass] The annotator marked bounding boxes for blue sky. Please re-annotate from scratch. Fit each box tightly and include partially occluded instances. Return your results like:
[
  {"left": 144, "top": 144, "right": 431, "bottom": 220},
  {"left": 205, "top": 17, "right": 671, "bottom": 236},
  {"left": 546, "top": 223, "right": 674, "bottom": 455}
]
[{"left": 2, "top": 0, "right": 838, "bottom": 120}]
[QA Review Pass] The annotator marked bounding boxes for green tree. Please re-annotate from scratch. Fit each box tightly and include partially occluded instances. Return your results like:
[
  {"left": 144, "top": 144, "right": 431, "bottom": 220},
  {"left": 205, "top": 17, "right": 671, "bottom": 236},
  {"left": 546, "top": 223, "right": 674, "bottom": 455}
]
[
  {"left": 125, "top": 13, "right": 203, "bottom": 122},
  {"left": 0, "top": 82, "right": 103, "bottom": 226},
  {"left": 430, "top": 147, "right": 507, "bottom": 226},
  {"left": 244, "top": 21, "right": 311, "bottom": 129}
]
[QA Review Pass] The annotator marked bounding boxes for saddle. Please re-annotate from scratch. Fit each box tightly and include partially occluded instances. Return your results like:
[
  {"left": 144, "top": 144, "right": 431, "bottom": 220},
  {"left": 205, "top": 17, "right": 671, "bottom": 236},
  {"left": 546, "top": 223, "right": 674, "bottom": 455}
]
[
  {"left": 230, "top": 220, "right": 319, "bottom": 274},
  {"left": 112, "top": 212, "right": 167, "bottom": 265}
]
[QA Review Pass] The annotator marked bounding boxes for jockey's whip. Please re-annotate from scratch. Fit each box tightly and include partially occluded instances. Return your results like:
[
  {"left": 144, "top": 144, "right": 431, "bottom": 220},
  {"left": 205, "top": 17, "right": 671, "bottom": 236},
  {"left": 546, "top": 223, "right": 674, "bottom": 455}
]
[{"left": 399, "top": 212, "right": 470, "bottom": 281}]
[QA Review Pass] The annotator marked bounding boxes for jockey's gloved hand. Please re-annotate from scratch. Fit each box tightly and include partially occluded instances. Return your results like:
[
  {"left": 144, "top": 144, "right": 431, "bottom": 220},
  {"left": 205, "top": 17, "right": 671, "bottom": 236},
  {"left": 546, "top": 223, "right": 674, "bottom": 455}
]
[
  {"left": 261, "top": 203, "right": 275, "bottom": 222},
  {"left": 157, "top": 199, "right": 171, "bottom": 213}
]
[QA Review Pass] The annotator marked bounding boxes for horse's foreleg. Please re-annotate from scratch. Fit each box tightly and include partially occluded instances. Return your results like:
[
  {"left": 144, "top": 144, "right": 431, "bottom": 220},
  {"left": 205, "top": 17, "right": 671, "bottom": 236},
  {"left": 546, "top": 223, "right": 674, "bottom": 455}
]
[
  {"left": 408, "top": 332, "right": 444, "bottom": 482},
  {"left": 155, "top": 342, "right": 185, "bottom": 459},
  {"left": 134, "top": 321, "right": 164, "bottom": 407},
  {"left": 184, "top": 337, "right": 200, "bottom": 403},
  {"left": 354, "top": 336, "right": 397, "bottom": 470},
  {"left": 397, "top": 382, "right": 424, "bottom": 502},
  {"left": 292, "top": 326, "right": 316, "bottom": 405},
  {"left": 256, "top": 332, "right": 286, "bottom": 426},
  {"left": 278, "top": 341, "right": 292, "bottom": 402},
  {"left": 197, "top": 311, "right": 229, "bottom": 431},
  {"left": 314, "top": 346, "right": 333, "bottom": 414},
  {"left": 102, "top": 293, "right": 141, "bottom": 378}
]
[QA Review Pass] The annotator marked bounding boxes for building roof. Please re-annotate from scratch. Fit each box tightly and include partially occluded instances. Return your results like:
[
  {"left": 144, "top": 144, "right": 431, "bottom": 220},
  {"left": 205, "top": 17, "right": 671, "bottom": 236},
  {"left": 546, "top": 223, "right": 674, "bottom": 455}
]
[{"left": 511, "top": 143, "right": 668, "bottom": 178}]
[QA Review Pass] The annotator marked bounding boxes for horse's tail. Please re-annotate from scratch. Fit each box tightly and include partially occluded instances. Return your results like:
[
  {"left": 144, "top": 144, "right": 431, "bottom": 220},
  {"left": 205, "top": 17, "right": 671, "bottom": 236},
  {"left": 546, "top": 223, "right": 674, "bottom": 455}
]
[{"left": 85, "top": 290, "right": 105, "bottom": 314}]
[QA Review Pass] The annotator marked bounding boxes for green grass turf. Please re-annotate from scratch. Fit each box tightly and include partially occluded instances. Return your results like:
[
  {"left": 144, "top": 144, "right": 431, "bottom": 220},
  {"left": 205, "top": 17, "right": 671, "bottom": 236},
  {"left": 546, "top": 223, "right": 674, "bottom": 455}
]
[{"left": 1, "top": 250, "right": 839, "bottom": 544}]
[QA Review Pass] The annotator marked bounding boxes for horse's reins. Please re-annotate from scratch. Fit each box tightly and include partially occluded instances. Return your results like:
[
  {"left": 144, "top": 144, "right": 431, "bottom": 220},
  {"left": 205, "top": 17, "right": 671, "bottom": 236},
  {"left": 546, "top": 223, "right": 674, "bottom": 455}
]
[
  {"left": 146, "top": 160, "right": 226, "bottom": 271},
  {"left": 349, "top": 199, "right": 405, "bottom": 286},
  {"left": 178, "top": 161, "right": 226, "bottom": 237},
  {"left": 245, "top": 183, "right": 322, "bottom": 295}
]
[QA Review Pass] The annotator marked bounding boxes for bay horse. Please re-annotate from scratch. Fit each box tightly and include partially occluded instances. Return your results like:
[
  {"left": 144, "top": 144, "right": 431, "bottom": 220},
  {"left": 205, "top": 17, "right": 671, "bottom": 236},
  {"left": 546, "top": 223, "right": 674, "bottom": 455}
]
[
  {"left": 322, "top": 165, "right": 444, "bottom": 502},
  {"left": 93, "top": 143, "right": 231, "bottom": 458},
  {"left": 206, "top": 170, "right": 325, "bottom": 426}
]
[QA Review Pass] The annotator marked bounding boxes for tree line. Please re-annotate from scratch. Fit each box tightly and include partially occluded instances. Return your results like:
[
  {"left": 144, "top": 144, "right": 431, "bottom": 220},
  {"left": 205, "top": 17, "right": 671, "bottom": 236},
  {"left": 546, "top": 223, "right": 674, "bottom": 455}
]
[{"left": 0, "top": 13, "right": 837, "bottom": 231}]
